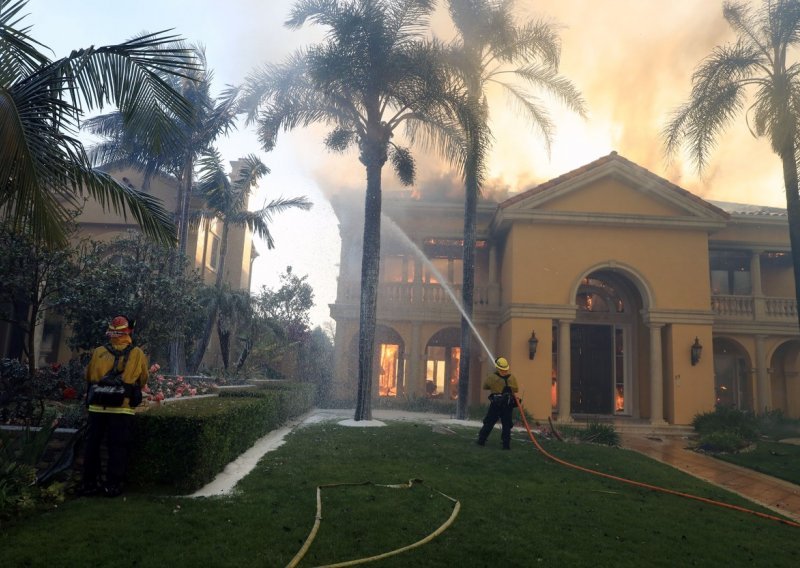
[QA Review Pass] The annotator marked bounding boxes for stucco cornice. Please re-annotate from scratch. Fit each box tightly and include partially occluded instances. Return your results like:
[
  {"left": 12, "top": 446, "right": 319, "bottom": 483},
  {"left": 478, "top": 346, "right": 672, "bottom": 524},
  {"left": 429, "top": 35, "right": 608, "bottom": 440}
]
[
  {"left": 500, "top": 303, "right": 579, "bottom": 324},
  {"left": 496, "top": 210, "right": 727, "bottom": 232},
  {"left": 708, "top": 240, "right": 791, "bottom": 252},
  {"left": 330, "top": 302, "right": 500, "bottom": 326},
  {"left": 642, "top": 309, "right": 716, "bottom": 325},
  {"left": 711, "top": 320, "right": 800, "bottom": 335}
]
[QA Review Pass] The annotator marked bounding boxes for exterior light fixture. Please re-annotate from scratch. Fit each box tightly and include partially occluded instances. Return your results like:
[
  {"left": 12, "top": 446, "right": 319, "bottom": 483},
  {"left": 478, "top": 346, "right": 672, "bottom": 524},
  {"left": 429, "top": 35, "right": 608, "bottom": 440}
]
[
  {"left": 691, "top": 337, "right": 703, "bottom": 366},
  {"left": 528, "top": 330, "right": 539, "bottom": 360}
]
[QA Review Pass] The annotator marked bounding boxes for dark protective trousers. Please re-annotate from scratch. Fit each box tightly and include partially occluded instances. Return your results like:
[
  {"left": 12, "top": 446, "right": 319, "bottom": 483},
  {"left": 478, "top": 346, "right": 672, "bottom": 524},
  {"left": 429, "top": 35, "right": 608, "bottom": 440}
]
[
  {"left": 82, "top": 411, "right": 134, "bottom": 487},
  {"left": 477, "top": 399, "right": 514, "bottom": 448}
]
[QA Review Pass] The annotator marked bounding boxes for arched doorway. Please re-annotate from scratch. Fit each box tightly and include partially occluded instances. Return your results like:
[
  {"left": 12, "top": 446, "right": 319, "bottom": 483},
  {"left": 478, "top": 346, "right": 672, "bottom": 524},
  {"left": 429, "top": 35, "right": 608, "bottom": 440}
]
[
  {"left": 425, "top": 328, "right": 460, "bottom": 399},
  {"left": 571, "top": 270, "right": 642, "bottom": 416},
  {"left": 712, "top": 338, "right": 752, "bottom": 411},
  {"left": 769, "top": 340, "right": 800, "bottom": 418}
]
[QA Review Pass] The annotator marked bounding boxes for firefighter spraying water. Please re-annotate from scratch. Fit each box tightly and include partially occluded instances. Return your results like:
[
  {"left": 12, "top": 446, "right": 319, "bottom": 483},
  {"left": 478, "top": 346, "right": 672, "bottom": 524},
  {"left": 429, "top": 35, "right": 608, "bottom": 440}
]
[{"left": 476, "top": 356, "right": 519, "bottom": 450}]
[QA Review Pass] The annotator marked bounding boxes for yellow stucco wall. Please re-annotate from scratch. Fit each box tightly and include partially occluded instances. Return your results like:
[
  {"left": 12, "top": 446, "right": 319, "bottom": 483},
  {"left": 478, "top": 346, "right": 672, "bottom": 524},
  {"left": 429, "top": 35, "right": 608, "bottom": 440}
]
[
  {"left": 504, "top": 224, "right": 710, "bottom": 310},
  {"left": 666, "top": 325, "right": 716, "bottom": 424},
  {"left": 538, "top": 177, "right": 687, "bottom": 217}
]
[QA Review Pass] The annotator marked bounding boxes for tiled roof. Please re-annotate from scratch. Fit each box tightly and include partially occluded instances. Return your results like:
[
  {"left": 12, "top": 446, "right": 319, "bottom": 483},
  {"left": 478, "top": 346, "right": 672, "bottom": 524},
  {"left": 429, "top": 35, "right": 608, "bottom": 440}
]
[
  {"left": 500, "top": 151, "right": 729, "bottom": 218},
  {"left": 706, "top": 200, "right": 786, "bottom": 217}
]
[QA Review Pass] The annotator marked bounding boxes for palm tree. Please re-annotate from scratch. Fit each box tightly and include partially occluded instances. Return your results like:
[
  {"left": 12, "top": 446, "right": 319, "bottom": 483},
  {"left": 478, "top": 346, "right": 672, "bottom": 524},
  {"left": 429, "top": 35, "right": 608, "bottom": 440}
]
[
  {"left": 84, "top": 46, "right": 239, "bottom": 258},
  {"left": 85, "top": 46, "right": 240, "bottom": 374},
  {"left": 0, "top": 0, "right": 196, "bottom": 247},
  {"left": 189, "top": 151, "right": 311, "bottom": 373},
  {"left": 446, "top": 0, "right": 586, "bottom": 419},
  {"left": 664, "top": 0, "right": 800, "bottom": 333},
  {"left": 241, "top": 0, "right": 469, "bottom": 420}
]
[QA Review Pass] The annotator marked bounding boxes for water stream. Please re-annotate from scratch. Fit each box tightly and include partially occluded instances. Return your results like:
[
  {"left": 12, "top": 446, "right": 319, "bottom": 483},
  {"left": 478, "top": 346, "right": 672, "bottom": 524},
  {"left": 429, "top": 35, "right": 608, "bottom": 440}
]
[{"left": 380, "top": 214, "right": 496, "bottom": 363}]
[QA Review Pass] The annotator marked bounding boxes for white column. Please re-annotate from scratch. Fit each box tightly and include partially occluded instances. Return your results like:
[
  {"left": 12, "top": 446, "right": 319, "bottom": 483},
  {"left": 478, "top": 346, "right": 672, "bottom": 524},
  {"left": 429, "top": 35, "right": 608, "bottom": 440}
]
[
  {"left": 557, "top": 319, "right": 573, "bottom": 423},
  {"left": 408, "top": 322, "right": 423, "bottom": 396},
  {"left": 751, "top": 251, "right": 765, "bottom": 319},
  {"left": 649, "top": 324, "right": 666, "bottom": 425},
  {"left": 755, "top": 334, "right": 771, "bottom": 414},
  {"left": 488, "top": 245, "right": 500, "bottom": 306}
]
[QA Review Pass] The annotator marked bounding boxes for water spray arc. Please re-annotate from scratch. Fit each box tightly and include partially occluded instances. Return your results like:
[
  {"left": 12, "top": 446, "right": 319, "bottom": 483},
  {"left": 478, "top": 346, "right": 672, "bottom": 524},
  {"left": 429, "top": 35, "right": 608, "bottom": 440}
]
[{"left": 380, "top": 214, "right": 495, "bottom": 363}]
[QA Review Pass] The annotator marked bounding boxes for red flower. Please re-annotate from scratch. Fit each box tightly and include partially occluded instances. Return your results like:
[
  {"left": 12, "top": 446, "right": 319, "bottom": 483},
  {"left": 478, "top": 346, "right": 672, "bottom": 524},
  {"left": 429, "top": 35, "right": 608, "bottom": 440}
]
[{"left": 62, "top": 387, "right": 77, "bottom": 400}]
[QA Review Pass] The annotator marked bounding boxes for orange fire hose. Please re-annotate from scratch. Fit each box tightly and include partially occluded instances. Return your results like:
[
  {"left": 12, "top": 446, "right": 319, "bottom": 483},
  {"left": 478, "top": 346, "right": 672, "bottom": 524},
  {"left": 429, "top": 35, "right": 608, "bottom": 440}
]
[{"left": 513, "top": 396, "right": 800, "bottom": 529}]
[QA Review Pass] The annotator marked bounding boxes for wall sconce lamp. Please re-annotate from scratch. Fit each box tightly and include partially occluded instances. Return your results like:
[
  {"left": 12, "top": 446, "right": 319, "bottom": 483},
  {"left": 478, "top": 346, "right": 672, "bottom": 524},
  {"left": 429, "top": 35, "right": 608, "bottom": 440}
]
[
  {"left": 691, "top": 337, "right": 703, "bottom": 366},
  {"left": 528, "top": 330, "right": 539, "bottom": 360}
]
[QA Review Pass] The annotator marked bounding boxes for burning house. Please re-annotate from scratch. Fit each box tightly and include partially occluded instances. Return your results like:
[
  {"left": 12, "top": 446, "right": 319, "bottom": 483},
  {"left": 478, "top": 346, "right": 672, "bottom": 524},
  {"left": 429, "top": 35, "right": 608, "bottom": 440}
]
[{"left": 330, "top": 152, "right": 800, "bottom": 424}]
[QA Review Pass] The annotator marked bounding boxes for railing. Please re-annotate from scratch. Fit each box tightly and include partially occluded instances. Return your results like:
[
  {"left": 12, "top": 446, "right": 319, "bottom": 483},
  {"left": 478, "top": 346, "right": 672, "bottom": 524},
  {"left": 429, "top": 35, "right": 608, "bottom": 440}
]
[
  {"left": 340, "top": 282, "right": 492, "bottom": 307},
  {"left": 764, "top": 297, "right": 798, "bottom": 319},
  {"left": 711, "top": 294, "right": 797, "bottom": 321},
  {"left": 710, "top": 295, "right": 754, "bottom": 318}
]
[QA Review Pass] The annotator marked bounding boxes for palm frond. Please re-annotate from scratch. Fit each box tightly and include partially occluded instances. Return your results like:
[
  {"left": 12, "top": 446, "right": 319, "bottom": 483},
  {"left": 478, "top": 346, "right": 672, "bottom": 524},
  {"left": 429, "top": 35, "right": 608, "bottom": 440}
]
[
  {"left": 497, "top": 81, "right": 555, "bottom": 155},
  {"left": 0, "top": 0, "right": 50, "bottom": 82},
  {"left": 79, "top": 168, "right": 176, "bottom": 245},
  {"left": 663, "top": 38, "right": 763, "bottom": 170},
  {"left": 242, "top": 196, "right": 312, "bottom": 249},
  {"left": 509, "top": 63, "right": 587, "bottom": 118},
  {"left": 389, "top": 145, "right": 415, "bottom": 185}
]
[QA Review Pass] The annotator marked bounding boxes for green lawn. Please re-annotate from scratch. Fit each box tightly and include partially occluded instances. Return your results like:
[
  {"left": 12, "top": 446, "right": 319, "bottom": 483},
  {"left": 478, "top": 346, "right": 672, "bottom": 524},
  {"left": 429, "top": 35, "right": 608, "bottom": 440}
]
[
  {"left": 715, "top": 440, "right": 800, "bottom": 486},
  {"left": 1, "top": 422, "right": 798, "bottom": 567}
]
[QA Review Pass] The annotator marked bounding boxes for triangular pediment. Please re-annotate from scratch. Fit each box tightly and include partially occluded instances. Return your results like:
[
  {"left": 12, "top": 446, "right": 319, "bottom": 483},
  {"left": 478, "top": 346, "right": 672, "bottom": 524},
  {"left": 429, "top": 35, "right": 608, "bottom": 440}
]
[{"left": 494, "top": 152, "right": 729, "bottom": 232}]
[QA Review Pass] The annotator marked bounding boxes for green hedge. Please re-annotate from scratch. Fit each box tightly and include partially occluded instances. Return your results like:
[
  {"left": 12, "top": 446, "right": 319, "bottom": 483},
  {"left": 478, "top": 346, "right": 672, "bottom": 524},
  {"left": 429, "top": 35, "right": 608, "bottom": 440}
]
[{"left": 128, "top": 383, "right": 314, "bottom": 493}]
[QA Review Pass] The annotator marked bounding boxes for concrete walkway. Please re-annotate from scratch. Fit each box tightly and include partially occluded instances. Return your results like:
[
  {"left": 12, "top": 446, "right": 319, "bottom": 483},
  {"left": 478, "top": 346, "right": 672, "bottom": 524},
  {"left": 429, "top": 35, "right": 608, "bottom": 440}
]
[{"left": 619, "top": 433, "right": 800, "bottom": 523}]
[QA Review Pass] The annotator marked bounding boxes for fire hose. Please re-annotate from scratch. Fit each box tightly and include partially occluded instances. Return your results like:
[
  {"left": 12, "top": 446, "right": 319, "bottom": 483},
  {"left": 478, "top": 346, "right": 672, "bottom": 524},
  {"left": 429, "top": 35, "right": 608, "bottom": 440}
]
[
  {"left": 285, "top": 479, "right": 460, "bottom": 568},
  {"left": 512, "top": 395, "right": 800, "bottom": 529},
  {"left": 287, "top": 400, "right": 796, "bottom": 566}
]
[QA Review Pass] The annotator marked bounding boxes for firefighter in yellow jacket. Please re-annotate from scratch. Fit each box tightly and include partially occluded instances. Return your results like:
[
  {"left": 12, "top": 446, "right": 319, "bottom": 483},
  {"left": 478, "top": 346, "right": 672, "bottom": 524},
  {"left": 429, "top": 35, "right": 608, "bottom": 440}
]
[
  {"left": 476, "top": 357, "right": 519, "bottom": 450},
  {"left": 79, "top": 316, "right": 148, "bottom": 497}
]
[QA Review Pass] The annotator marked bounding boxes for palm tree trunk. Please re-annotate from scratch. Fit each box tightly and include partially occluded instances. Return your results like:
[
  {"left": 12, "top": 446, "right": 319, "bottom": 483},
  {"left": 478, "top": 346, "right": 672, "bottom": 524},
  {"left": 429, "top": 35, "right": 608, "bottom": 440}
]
[
  {"left": 779, "top": 147, "right": 800, "bottom": 334},
  {"left": 354, "top": 158, "right": 383, "bottom": 421},
  {"left": 188, "top": 221, "right": 229, "bottom": 373},
  {"left": 456, "top": 162, "right": 479, "bottom": 419},
  {"left": 170, "top": 156, "right": 194, "bottom": 374},
  {"left": 178, "top": 157, "right": 194, "bottom": 257}
]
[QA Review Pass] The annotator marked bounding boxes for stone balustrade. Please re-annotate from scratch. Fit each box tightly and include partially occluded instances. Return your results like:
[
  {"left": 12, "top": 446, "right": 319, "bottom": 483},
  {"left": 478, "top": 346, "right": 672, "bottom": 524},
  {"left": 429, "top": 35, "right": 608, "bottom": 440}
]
[{"left": 711, "top": 294, "right": 798, "bottom": 321}]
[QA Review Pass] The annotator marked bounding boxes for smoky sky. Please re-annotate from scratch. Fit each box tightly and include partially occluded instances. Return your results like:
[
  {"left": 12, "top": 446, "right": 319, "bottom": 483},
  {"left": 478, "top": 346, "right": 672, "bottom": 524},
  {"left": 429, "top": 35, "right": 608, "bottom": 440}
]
[{"left": 293, "top": 0, "right": 785, "bottom": 208}]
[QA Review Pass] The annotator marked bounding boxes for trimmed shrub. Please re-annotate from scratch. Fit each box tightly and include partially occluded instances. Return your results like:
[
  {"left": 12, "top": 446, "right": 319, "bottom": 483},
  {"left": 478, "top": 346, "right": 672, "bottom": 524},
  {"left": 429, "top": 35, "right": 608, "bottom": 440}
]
[
  {"left": 691, "top": 405, "right": 759, "bottom": 454},
  {"left": 129, "top": 383, "right": 314, "bottom": 493},
  {"left": 756, "top": 409, "right": 800, "bottom": 441},
  {"left": 698, "top": 431, "right": 748, "bottom": 453},
  {"left": 692, "top": 406, "right": 758, "bottom": 441}
]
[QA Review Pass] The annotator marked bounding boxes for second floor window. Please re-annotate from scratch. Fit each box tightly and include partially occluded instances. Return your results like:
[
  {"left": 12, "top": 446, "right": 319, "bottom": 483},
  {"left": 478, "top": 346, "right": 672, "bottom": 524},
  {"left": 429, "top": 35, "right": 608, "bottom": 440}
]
[
  {"left": 208, "top": 235, "right": 221, "bottom": 271},
  {"left": 710, "top": 252, "right": 751, "bottom": 295}
]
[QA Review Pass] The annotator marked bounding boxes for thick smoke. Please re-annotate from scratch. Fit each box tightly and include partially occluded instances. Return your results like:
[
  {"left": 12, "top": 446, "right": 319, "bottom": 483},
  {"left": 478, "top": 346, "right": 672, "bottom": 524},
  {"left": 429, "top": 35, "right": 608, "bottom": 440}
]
[{"left": 300, "top": 0, "right": 785, "bottom": 208}]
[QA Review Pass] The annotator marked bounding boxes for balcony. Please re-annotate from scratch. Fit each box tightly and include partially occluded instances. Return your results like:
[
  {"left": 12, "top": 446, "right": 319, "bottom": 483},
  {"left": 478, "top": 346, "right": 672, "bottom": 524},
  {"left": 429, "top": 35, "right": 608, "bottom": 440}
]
[
  {"left": 711, "top": 294, "right": 798, "bottom": 322},
  {"left": 339, "top": 281, "right": 494, "bottom": 309}
]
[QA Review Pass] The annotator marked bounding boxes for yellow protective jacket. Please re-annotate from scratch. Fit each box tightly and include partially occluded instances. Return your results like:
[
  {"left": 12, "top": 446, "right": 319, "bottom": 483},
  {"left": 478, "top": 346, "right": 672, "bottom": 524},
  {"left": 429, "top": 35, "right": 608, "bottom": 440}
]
[
  {"left": 482, "top": 372, "right": 519, "bottom": 395},
  {"left": 85, "top": 343, "right": 149, "bottom": 415}
]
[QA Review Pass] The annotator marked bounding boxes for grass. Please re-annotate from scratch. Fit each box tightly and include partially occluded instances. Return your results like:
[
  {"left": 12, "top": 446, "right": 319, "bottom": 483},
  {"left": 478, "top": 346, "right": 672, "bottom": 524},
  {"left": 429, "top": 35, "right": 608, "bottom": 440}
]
[
  {"left": 1, "top": 421, "right": 798, "bottom": 567},
  {"left": 714, "top": 441, "right": 800, "bottom": 486}
]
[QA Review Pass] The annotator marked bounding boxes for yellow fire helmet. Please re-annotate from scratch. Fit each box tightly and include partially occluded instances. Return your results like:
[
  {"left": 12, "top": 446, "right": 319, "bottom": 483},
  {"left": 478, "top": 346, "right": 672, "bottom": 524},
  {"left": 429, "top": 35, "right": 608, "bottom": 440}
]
[{"left": 494, "top": 357, "right": 510, "bottom": 371}]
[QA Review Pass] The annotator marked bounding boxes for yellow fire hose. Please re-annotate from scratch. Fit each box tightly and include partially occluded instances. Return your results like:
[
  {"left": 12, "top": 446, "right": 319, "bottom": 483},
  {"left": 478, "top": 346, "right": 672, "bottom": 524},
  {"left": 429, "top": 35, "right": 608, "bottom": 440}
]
[{"left": 285, "top": 479, "right": 460, "bottom": 568}]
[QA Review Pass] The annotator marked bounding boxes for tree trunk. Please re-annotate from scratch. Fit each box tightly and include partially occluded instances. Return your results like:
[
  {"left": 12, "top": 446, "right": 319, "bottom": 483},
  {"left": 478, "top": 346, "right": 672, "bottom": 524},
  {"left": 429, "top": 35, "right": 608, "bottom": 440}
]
[
  {"left": 354, "top": 157, "right": 384, "bottom": 421},
  {"left": 780, "top": 147, "right": 800, "bottom": 335},
  {"left": 188, "top": 221, "right": 229, "bottom": 373},
  {"left": 177, "top": 157, "right": 194, "bottom": 257},
  {"left": 170, "top": 157, "right": 194, "bottom": 374},
  {"left": 456, "top": 161, "right": 479, "bottom": 419},
  {"left": 217, "top": 318, "right": 230, "bottom": 370},
  {"left": 235, "top": 337, "right": 252, "bottom": 373}
]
